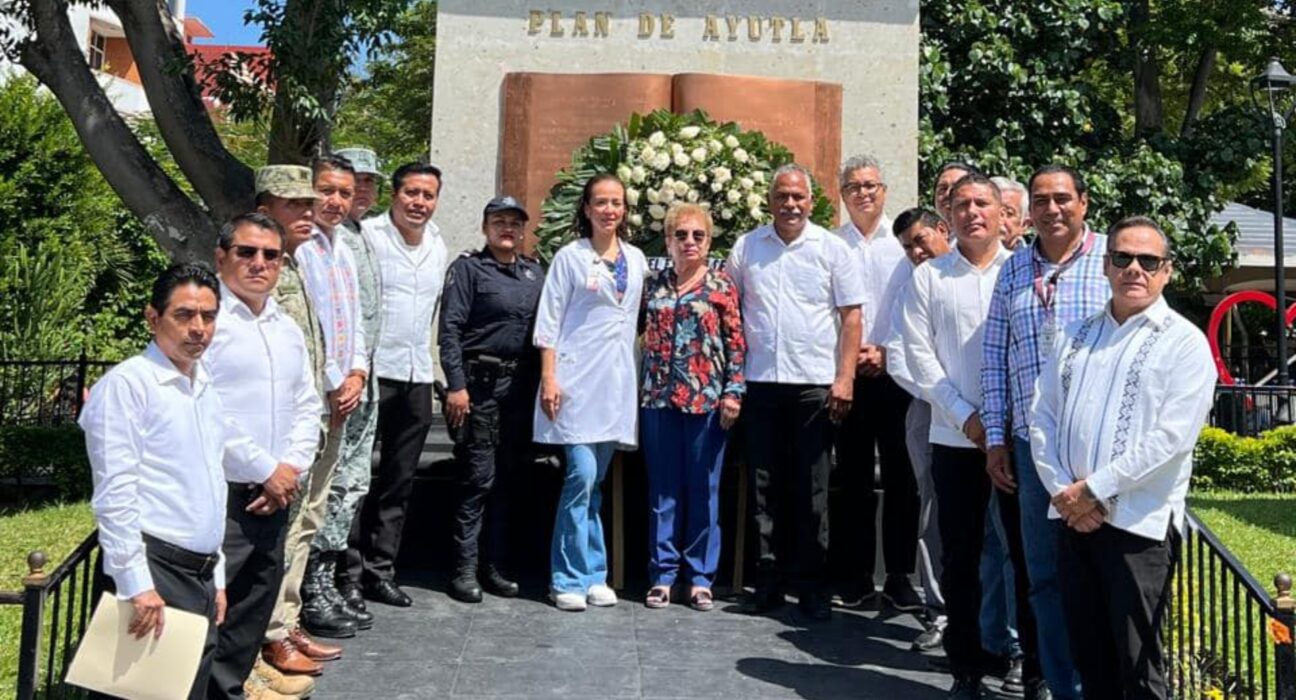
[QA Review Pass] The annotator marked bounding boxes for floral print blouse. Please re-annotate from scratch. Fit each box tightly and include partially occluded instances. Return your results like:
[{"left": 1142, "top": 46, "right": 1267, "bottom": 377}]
[{"left": 640, "top": 267, "right": 746, "bottom": 414}]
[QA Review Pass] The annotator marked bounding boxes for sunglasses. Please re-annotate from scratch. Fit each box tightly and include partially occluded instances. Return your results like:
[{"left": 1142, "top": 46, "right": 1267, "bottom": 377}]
[
  {"left": 1107, "top": 250, "right": 1168, "bottom": 272},
  {"left": 672, "top": 229, "right": 707, "bottom": 243},
  {"left": 232, "top": 245, "right": 283, "bottom": 262}
]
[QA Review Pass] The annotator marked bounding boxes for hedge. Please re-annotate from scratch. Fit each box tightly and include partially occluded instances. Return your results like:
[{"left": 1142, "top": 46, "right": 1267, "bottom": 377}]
[
  {"left": 0, "top": 424, "right": 91, "bottom": 501},
  {"left": 1193, "top": 425, "right": 1296, "bottom": 493}
]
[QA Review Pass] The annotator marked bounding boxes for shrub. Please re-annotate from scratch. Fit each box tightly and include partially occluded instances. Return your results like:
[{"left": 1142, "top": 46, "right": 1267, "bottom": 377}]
[
  {"left": 1193, "top": 426, "right": 1296, "bottom": 493},
  {"left": 0, "top": 425, "right": 91, "bottom": 501}
]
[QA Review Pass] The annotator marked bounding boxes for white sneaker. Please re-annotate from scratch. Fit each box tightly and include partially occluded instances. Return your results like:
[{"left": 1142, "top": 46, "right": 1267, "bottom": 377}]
[
  {"left": 551, "top": 590, "right": 587, "bottom": 611},
  {"left": 587, "top": 584, "right": 618, "bottom": 607}
]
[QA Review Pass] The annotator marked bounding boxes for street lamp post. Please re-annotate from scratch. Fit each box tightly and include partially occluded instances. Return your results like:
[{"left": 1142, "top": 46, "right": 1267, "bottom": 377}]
[{"left": 1252, "top": 58, "right": 1296, "bottom": 386}]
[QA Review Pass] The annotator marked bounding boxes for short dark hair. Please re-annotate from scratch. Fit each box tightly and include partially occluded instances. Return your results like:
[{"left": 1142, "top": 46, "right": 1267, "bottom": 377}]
[
  {"left": 312, "top": 154, "right": 356, "bottom": 180},
  {"left": 937, "top": 161, "right": 982, "bottom": 180},
  {"left": 950, "top": 172, "right": 1002, "bottom": 204},
  {"left": 893, "top": 207, "right": 946, "bottom": 238},
  {"left": 1106, "top": 215, "right": 1172, "bottom": 256},
  {"left": 217, "top": 212, "right": 286, "bottom": 249},
  {"left": 573, "top": 173, "right": 629, "bottom": 239},
  {"left": 254, "top": 191, "right": 274, "bottom": 209},
  {"left": 149, "top": 262, "right": 220, "bottom": 313},
  {"left": 1028, "top": 164, "right": 1088, "bottom": 197},
  {"left": 391, "top": 162, "right": 443, "bottom": 194}
]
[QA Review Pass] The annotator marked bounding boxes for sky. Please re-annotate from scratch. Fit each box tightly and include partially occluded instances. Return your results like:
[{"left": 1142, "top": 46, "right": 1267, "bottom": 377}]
[{"left": 185, "top": 0, "right": 262, "bottom": 46}]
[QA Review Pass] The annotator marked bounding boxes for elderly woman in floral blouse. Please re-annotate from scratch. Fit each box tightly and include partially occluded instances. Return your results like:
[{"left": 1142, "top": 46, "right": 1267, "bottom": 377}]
[{"left": 639, "top": 202, "right": 746, "bottom": 611}]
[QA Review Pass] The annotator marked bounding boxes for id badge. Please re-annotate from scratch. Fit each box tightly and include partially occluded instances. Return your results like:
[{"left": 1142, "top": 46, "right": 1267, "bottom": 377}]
[
  {"left": 585, "top": 274, "right": 601, "bottom": 292},
  {"left": 1039, "top": 315, "right": 1058, "bottom": 354}
]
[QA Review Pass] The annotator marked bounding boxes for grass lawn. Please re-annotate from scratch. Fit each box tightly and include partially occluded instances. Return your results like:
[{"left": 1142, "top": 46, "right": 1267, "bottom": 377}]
[
  {"left": 0, "top": 500, "right": 94, "bottom": 698},
  {"left": 1188, "top": 490, "right": 1296, "bottom": 589}
]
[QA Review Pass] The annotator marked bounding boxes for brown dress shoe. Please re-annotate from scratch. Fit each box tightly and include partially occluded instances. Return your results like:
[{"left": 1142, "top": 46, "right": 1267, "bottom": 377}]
[
  {"left": 261, "top": 638, "right": 323, "bottom": 676},
  {"left": 288, "top": 627, "right": 343, "bottom": 661}
]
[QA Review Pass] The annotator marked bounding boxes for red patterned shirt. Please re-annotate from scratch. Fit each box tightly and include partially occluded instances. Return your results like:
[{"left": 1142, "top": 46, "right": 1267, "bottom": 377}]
[{"left": 640, "top": 267, "right": 746, "bottom": 413}]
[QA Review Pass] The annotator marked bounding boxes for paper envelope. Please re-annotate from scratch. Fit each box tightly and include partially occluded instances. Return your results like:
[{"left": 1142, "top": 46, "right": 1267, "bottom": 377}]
[{"left": 64, "top": 592, "right": 209, "bottom": 700}]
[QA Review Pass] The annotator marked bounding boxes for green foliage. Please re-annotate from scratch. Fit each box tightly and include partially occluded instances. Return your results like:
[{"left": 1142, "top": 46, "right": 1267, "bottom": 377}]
[
  {"left": 0, "top": 425, "right": 91, "bottom": 501},
  {"left": 918, "top": 1, "right": 1281, "bottom": 296},
  {"left": 333, "top": 0, "right": 437, "bottom": 171},
  {"left": 533, "top": 109, "right": 833, "bottom": 262},
  {"left": 0, "top": 78, "right": 164, "bottom": 361},
  {"left": 1193, "top": 426, "right": 1296, "bottom": 493}
]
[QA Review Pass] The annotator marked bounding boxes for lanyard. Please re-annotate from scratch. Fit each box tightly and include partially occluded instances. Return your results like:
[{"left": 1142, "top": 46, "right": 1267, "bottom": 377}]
[{"left": 1032, "top": 231, "right": 1096, "bottom": 313}]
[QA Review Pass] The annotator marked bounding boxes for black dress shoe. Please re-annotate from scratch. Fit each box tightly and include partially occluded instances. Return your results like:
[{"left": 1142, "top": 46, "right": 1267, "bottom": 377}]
[
  {"left": 365, "top": 580, "right": 413, "bottom": 607},
  {"left": 480, "top": 567, "right": 520, "bottom": 598},
  {"left": 1024, "top": 680, "right": 1052, "bottom": 700},
  {"left": 881, "top": 574, "right": 925, "bottom": 613},
  {"left": 449, "top": 575, "right": 483, "bottom": 604},
  {"left": 741, "top": 585, "right": 786, "bottom": 614},
  {"left": 798, "top": 591, "right": 832, "bottom": 622},
  {"left": 1000, "top": 657, "right": 1025, "bottom": 694},
  {"left": 948, "top": 676, "right": 984, "bottom": 699}
]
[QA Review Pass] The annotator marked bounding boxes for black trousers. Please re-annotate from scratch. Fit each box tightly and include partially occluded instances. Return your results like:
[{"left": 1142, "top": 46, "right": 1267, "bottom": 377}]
[
  {"left": 451, "top": 370, "right": 534, "bottom": 574},
  {"left": 209, "top": 485, "right": 289, "bottom": 699},
  {"left": 743, "top": 382, "right": 834, "bottom": 593},
  {"left": 931, "top": 444, "right": 1040, "bottom": 682},
  {"left": 1059, "top": 523, "right": 1177, "bottom": 700},
  {"left": 830, "top": 374, "right": 917, "bottom": 592},
  {"left": 355, "top": 379, "right": 434, "bottom": 585},
  {"left": 95, "top": 536, "right": 218, "bottom": 700}
]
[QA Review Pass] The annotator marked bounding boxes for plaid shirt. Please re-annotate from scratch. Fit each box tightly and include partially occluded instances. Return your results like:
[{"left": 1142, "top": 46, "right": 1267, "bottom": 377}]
[{"left": 981, "top": 231, "right": 1111, "bottom": 447}]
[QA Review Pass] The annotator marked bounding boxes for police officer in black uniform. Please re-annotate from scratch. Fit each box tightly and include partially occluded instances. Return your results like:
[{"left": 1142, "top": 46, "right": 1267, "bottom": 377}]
[{"left": 438, "top": 195, "right": 545, "bottom": 603}]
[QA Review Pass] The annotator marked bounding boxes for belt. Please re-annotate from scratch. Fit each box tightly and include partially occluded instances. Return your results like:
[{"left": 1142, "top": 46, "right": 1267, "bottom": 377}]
[
  {"left": 466, "top": 356, "right": 520, "bottom": 375},
  {"left": 142, "top": 533, "right": 220, "bottom": 577}
]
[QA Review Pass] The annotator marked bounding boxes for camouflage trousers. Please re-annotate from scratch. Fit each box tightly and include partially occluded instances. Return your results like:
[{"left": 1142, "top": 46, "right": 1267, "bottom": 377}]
[
  {"left": 312, "top": 399, "right": 378, "bottom": 553},
  {"left": 266, "top": 420, "right": 340, "bottom": 642}
]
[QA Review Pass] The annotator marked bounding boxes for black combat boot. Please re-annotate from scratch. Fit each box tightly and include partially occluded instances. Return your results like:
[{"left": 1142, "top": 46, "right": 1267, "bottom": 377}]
[
  {"left": 480, "top": 564, "right": 519, "bottom": 598},
  {"left": 301, "top": 553, "right": 357, "bottom": 639},
  {"left": 448, "top": 562, "right": 483, "bottom": 604},
  {"left": 320, "top": 551, "right": 373, "bottom": 629}
]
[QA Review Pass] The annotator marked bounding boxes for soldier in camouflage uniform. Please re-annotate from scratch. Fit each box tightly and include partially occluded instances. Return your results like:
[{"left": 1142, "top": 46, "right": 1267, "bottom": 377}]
[
  {"left": 252, "top": 165, "right": 354, "bottom": 675},
  {"left": 316, "top": 148, "right": 383, "bottom": 613}
]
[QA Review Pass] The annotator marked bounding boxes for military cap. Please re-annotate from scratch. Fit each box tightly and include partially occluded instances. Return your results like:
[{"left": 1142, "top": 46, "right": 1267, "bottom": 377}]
[
  {"left": 255, "top": 165, "right": 317, "bottom": 200},
  {"left": 334, "top": 147, "right": 382, "bottom": 176},
  {"left": 482, "top": 195, "right": 529, "bottom": 221}
]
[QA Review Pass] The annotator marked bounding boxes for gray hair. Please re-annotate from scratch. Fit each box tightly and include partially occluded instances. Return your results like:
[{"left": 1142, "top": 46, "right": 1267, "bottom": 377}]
[
  {"left": 840, "top": 155, "right": 884, "bottom": 189},
  {"left": 771, "top": 163, "right": 815, "bottom": 192},
  {"left": 991, "top": 177, "right": 1028, "bottom": 221},
  {"left": 1106, "top": 215, "right": 1173, "bottom": 257}
]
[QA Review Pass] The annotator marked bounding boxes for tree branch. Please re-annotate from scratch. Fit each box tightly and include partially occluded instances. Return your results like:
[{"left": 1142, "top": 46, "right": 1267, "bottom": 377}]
[
  {"left": 103, "top": 0, "right": 254, "bottom": 220},
  {"left": 17, "top": 0, "right": 217, "bottom": 261},
  {"left": 1180, "top": 45, "right": 1216, "bottom": 138}
]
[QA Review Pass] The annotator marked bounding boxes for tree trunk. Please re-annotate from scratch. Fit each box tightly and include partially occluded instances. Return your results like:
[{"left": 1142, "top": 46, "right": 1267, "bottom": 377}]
[
  {"left": 1131, "top": 0, "right": 1164, "bottom": 137},
  {"left": 266, "top": 0, "right": 346, "bottom": 164},
  {"left": 1180, "top": 45, "right": 1217, "bottom": 138},
  {"left": 105, "top": 0, "right": 254, "bottom": 221},
  {"left": 17, "top": 0, "right": 218, "bottom": 261}
]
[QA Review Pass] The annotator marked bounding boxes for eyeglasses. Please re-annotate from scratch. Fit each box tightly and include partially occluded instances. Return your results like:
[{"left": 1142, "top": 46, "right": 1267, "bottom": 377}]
[
  {"left": 843, "top": 181, "right": 884, "bottom": 197},
  {"left": 231, "top": 245, "right": 283, "bottom": 262},
  {"left": 672, "top": 229, "right": 707, "bottom": 243},
  {"left": 1107, "top": 250, "right": 1168, "bottom": 272}
]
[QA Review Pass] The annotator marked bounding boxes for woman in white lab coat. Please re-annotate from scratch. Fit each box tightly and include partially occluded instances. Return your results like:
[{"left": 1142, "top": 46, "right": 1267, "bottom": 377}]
[{"left": 533, "top": 173, "right": 646, "bottom": 612}]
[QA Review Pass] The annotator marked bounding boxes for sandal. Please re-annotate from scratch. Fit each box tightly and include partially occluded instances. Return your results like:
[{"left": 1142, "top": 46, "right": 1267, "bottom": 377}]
[
  {"left": 689, "top": 588, "right": 714, "bottom": 612},
  {"left": 645, "top": 586, "right": 671, "bottom": 609}
]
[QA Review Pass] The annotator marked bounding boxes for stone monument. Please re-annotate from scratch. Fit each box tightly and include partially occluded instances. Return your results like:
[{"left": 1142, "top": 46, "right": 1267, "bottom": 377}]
[{"left": 430, "top": 1, "right": 919, "bottom": 254}]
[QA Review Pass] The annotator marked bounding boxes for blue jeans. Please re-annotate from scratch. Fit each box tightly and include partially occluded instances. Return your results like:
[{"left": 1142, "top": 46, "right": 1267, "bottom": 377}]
[
  {"left": 550, "top": 442, "right": 616, "bottom": 594},
  {"left": 1015, "top": 437, "right": 1082, "bottom": 699},
  {"left": 641, "top": 408, "right": 727, "bottom": 588},
  {"left": 980, "top": 490, "right": 1021, "bottom": 658}
]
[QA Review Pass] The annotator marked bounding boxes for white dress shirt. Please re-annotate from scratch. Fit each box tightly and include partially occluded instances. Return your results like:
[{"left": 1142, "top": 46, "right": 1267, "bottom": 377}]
[
  {"left": 1029, "top": 296, "right": 1215, "bottom": 540},
  {"left": 726, "top": 222, "right": 867, "bottom": 385},
  {"left": 79, "top": 343, "right": 228, "bottom": 597},
  {"left": 835, "top": 215, "right": 909, "bottom": 344},
  {"left": 899, "top": 245, "right": 1011, "bottom": 447},
  {"left": 295, "top": 227, "right": 366, "bottom": 392},
  {"left": 205, "top": 283, "right": 324, "bottom": 483},
  {"left": 363, "top": 213, "right": 448, "bottom": 383}
]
